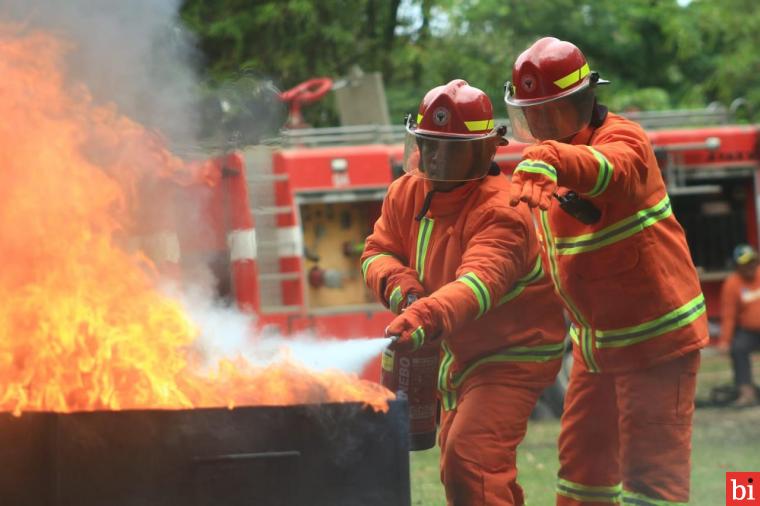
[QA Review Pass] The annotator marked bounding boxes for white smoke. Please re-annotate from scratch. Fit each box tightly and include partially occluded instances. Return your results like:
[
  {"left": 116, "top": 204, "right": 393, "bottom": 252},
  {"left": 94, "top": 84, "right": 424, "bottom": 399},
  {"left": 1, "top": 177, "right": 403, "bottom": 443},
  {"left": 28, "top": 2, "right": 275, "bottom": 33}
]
[{"left": 0, "top": 0, "right": 202, "bottom": 149}]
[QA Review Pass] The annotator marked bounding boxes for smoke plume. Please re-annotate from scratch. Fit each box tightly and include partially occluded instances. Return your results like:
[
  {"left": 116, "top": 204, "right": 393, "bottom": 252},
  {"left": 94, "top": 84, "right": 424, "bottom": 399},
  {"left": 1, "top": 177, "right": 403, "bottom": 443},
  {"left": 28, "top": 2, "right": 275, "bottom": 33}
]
[{"left": 0, "top": 0, "right": 202, "bottom": 150}]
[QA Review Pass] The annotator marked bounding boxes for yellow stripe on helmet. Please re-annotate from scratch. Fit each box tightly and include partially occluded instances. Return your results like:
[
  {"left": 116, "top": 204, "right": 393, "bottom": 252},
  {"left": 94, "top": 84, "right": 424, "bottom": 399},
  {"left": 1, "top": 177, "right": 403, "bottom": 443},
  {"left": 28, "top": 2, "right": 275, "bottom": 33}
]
[
  {"left": 463, "top": 119, "right": 494, "bottom": 132},
  {"left": 553, "top": 62, "right": 590, "bottom": 89}
]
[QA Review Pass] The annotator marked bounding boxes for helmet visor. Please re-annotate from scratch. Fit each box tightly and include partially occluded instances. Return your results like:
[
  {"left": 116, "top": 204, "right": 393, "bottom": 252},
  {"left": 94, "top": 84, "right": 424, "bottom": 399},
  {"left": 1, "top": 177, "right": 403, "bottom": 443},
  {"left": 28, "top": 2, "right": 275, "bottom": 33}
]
[
  {"left": 505, "top": 80, "right": 596, "bottom": 143},
  {"left": 403, "top": 118, "right": 502, "bottom": 182}
]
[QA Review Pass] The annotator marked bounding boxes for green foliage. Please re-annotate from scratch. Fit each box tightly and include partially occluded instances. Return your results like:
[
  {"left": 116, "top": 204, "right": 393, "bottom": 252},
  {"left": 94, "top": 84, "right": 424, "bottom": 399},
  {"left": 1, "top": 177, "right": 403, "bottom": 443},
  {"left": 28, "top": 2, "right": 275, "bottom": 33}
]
[
  {"left": 181, "top": 0, "right": 404, "bottom": 125},
  {"left": 683, "top": 0, "right": 760, "bottom": 115},
  {"left": 181, "top": 0, "right": 760, "bottom": 127},
  {"left": 604, "top": 88, "right": 672, "bottom": 113}
]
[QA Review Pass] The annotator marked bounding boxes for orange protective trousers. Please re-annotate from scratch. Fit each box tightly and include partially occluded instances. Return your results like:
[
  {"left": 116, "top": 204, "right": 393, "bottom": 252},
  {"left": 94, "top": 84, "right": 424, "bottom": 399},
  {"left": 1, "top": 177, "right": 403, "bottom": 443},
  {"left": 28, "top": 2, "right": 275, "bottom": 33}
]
[
  {"left": 438, "top": 368, "right": 550, "bottom": 506},
  {"left": 556, "top": 351, "right": 701, "bottom": 505}
]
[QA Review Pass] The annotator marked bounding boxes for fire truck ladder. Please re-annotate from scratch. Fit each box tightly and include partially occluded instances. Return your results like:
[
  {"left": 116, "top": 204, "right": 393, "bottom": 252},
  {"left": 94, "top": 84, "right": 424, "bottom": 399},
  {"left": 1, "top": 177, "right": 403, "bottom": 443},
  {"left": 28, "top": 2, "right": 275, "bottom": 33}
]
[{"left": 244, "top": 146, "right": 302, "bottom": 314}]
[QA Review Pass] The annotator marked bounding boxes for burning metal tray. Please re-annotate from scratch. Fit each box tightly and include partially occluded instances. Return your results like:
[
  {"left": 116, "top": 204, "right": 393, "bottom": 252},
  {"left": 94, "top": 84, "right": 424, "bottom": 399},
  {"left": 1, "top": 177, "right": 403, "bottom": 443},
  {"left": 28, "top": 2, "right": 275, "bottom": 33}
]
[{"left": 0, "top": 400, "right": 410, "bottom": 506}]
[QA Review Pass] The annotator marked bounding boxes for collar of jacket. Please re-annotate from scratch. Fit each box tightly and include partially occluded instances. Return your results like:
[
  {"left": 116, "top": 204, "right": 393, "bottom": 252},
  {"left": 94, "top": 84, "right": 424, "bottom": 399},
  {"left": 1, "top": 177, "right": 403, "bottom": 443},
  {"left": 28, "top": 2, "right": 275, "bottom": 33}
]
[
  {"left": 420, "top": 179, "right": 480, "bottom": 218},
  {"left": 570, "top": 102, "right": 609, "bottom": 145},
  {"left": 569, "top": 124, "right": 595, "bottom": 145}
]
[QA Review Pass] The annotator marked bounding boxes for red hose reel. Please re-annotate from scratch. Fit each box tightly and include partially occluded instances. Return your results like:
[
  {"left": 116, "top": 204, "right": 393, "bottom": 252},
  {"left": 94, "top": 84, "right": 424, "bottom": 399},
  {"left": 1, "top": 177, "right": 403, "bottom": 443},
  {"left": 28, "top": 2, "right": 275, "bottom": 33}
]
[{"left": 279, "top": 77, "right": 333, "bottom": 128}]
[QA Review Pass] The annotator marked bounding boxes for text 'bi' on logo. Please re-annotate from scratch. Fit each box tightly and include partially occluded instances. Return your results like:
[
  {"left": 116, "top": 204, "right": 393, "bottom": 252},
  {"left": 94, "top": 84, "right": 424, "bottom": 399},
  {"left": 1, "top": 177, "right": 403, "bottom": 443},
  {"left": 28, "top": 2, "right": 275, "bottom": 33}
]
[{"left": 727, "top": 472, "right": 759, "bottom": 505}]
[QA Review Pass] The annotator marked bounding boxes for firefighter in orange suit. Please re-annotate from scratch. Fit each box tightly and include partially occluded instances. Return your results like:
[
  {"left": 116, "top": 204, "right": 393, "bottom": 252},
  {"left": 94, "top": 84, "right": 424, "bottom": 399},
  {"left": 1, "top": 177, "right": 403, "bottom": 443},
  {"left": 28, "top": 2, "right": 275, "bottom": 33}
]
[
  {"left": 719, "top": 244, "right": 760, "bottom": 407},
  {"left": 362, "top": 79, "right": 566, "bottom": 506},
  {"left": 505, "top": 37, "right": 708, "bottom": 505}
]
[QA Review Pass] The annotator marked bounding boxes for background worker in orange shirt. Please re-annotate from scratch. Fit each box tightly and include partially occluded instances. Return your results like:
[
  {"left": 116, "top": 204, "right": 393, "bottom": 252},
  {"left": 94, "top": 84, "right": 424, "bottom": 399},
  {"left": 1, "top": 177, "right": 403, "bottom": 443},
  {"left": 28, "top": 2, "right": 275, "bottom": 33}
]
[
  {"left": 719, "top": 244, "right": 760, "bottom": 407},
  {"left": 362, "top": 79, "right": 566, "bottom": 506},
  {"left": 505, "top": 37, "right": 708, "bottom": 505}
]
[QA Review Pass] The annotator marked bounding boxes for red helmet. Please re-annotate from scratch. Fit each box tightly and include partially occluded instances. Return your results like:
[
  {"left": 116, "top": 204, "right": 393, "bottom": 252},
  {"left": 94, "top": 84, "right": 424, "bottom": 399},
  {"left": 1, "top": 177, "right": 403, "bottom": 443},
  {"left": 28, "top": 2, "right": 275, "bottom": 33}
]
[
  {"left": 504, "top": 37, "right": 608, "bottom": 143},
  {"left": 404, "top": 79, "right": 506, "bottom": 183}
]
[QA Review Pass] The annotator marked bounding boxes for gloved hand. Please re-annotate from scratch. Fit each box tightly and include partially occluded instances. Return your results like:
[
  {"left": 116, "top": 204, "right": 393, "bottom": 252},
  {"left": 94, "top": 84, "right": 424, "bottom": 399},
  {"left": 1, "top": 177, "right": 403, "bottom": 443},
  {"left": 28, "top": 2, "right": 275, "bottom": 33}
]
[
  {"left": 384, "top": 272, "right": 425, "bottom": 314},
  {"left": 385, "top": 299, "right": 442, "bottom": 352},
  {"left": 509, "top": 143, "right": 561, "bottom": 210}
]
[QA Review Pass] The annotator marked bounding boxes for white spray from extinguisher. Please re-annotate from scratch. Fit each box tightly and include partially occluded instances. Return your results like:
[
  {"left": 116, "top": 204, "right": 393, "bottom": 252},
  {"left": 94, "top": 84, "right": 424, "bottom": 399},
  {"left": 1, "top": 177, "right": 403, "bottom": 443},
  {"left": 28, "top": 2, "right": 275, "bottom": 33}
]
[
  {"left": 178, "top": 287, "right": 389, "bottom": 374},
  {"left": 252, "top": 335, "right": 390, "bottom": 373}
]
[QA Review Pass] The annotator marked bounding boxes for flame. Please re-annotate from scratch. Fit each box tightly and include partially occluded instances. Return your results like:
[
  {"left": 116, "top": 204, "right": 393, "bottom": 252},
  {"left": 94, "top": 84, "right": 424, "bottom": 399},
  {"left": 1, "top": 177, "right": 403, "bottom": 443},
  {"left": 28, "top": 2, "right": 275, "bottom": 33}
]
[{"left": 0, "top": 25, "right": 391, "bottom": 415}]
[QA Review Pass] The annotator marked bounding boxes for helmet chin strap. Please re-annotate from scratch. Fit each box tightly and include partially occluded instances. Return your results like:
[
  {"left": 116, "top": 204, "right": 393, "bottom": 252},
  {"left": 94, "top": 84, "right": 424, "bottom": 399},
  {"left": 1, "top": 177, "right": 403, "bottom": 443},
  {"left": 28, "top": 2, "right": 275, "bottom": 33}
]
[
  {"left": 415, "top": 163, "right": 499, "bottom": 220},
  {"left": 590, "top": 100, "right": 608, "bottom": 128},
  {"left": 414, "top": 189, "right": 438, "bottom": 221}
]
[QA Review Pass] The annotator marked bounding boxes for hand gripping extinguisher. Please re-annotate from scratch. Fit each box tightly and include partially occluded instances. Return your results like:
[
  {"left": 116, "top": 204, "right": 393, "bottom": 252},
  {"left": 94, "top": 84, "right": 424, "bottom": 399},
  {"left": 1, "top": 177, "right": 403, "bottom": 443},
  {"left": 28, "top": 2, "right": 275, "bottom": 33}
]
[{"left": 381, "top": 295, "right": 440, "bottom": 451}]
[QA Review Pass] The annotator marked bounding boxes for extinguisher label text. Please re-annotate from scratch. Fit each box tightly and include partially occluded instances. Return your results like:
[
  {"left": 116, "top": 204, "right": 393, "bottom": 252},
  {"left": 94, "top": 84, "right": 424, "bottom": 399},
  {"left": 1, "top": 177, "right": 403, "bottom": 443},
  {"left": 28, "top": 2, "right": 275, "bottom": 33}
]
[{"left": 398, "top": 356, "right": 411, "bottom": 393}]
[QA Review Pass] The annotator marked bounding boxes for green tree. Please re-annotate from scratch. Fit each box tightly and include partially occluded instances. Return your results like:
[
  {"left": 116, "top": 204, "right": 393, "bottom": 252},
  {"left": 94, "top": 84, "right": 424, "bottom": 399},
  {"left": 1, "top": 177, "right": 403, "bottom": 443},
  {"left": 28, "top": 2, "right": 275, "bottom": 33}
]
[
  {"left": 181, "top": 0, "right": 405, "bottom": 125},
  {"left": 182, "top": 0, "right": 760, "bottom": 128},
  {"left": 677, "top": 0, "right": 760, "bottom": 116}
]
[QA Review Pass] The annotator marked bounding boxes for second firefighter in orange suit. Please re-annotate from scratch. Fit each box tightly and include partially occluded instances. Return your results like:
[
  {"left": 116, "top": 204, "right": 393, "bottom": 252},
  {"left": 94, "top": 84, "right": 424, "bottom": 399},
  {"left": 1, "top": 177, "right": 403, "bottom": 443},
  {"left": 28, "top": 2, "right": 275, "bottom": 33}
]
[
  {"left": 505, "top": 37, "right": 708, "bottom": 505},
  {"left": 362, "top": 79, "right": 566, "bottom": 506}
]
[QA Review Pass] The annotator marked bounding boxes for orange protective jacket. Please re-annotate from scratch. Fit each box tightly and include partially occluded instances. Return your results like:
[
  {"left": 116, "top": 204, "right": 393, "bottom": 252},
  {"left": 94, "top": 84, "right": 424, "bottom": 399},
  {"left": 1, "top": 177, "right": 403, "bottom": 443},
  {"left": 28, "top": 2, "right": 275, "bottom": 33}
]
[
  {"left": 362, "top": 172, "right": 566, "bottom": 410},
  {"left": 527, "top": 112, "right": 708, "bottom": 373},
  {"left": 719, "top": 267, "right": 760, "bottom": 345}
]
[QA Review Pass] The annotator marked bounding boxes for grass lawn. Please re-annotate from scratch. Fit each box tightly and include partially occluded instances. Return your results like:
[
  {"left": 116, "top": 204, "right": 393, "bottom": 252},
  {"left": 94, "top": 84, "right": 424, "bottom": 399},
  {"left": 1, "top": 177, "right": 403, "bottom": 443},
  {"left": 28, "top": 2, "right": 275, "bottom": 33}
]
[{"left": 410, "top": 351, "right": 760, "bottom": 505}]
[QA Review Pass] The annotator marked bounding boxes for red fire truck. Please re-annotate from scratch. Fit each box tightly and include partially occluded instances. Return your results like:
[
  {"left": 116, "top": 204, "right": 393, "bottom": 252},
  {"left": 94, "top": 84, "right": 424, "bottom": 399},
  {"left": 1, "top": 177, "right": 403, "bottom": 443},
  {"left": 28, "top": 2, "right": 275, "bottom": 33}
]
[{"left": 167, "top": 99, "right": 757, "bottom": 415}]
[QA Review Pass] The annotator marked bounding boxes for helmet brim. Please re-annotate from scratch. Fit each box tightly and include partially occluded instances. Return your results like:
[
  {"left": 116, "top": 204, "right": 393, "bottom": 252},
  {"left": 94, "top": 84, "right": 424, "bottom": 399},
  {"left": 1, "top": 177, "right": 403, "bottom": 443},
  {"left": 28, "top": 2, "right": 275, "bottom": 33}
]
[
  {"left": 505, "top": 81, "right": 596, "bottom": 143},
  {"left": 403, "top": 128, "right": 503, "bottom": 182}
]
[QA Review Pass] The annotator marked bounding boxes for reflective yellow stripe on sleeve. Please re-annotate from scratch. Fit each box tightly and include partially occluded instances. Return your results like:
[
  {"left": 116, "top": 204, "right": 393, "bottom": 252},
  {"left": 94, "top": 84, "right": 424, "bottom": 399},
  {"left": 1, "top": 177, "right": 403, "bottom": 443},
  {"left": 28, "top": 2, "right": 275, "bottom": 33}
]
[
  {"left": 388, "top": 285, "right": 403, "bottom": 313},
  {"left": 585, "top": 146, "right": 614, "bottom": 198},
  {"left": 497, "top": 255, "right": 544, "bottom": 305},
  {"left": 514, "top": 159, "right": 558, "bottom": 182},
  {"left": 457, "top": 272, "right": 491, "bottom": 318},
  {"left": 410, "top": 326, "right": 425, "bottom": 351},
  {"left": 361, "top": 253, "right": 392, "bottom": 281}
]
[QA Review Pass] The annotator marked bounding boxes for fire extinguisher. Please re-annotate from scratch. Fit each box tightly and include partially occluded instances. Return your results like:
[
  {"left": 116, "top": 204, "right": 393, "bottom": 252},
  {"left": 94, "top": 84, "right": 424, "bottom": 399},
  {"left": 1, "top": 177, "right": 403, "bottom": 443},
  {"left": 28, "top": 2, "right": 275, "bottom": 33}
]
[{"left": 381, "top": 295, "right": 440, "bottom": 451}]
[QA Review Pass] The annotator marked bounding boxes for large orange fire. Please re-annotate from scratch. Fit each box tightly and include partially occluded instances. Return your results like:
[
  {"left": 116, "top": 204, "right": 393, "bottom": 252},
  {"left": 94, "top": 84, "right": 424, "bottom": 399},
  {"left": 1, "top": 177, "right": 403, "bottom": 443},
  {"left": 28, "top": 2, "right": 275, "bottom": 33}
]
[{"left": 0, "top": 25, "right": 391, "bottom": 415}]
